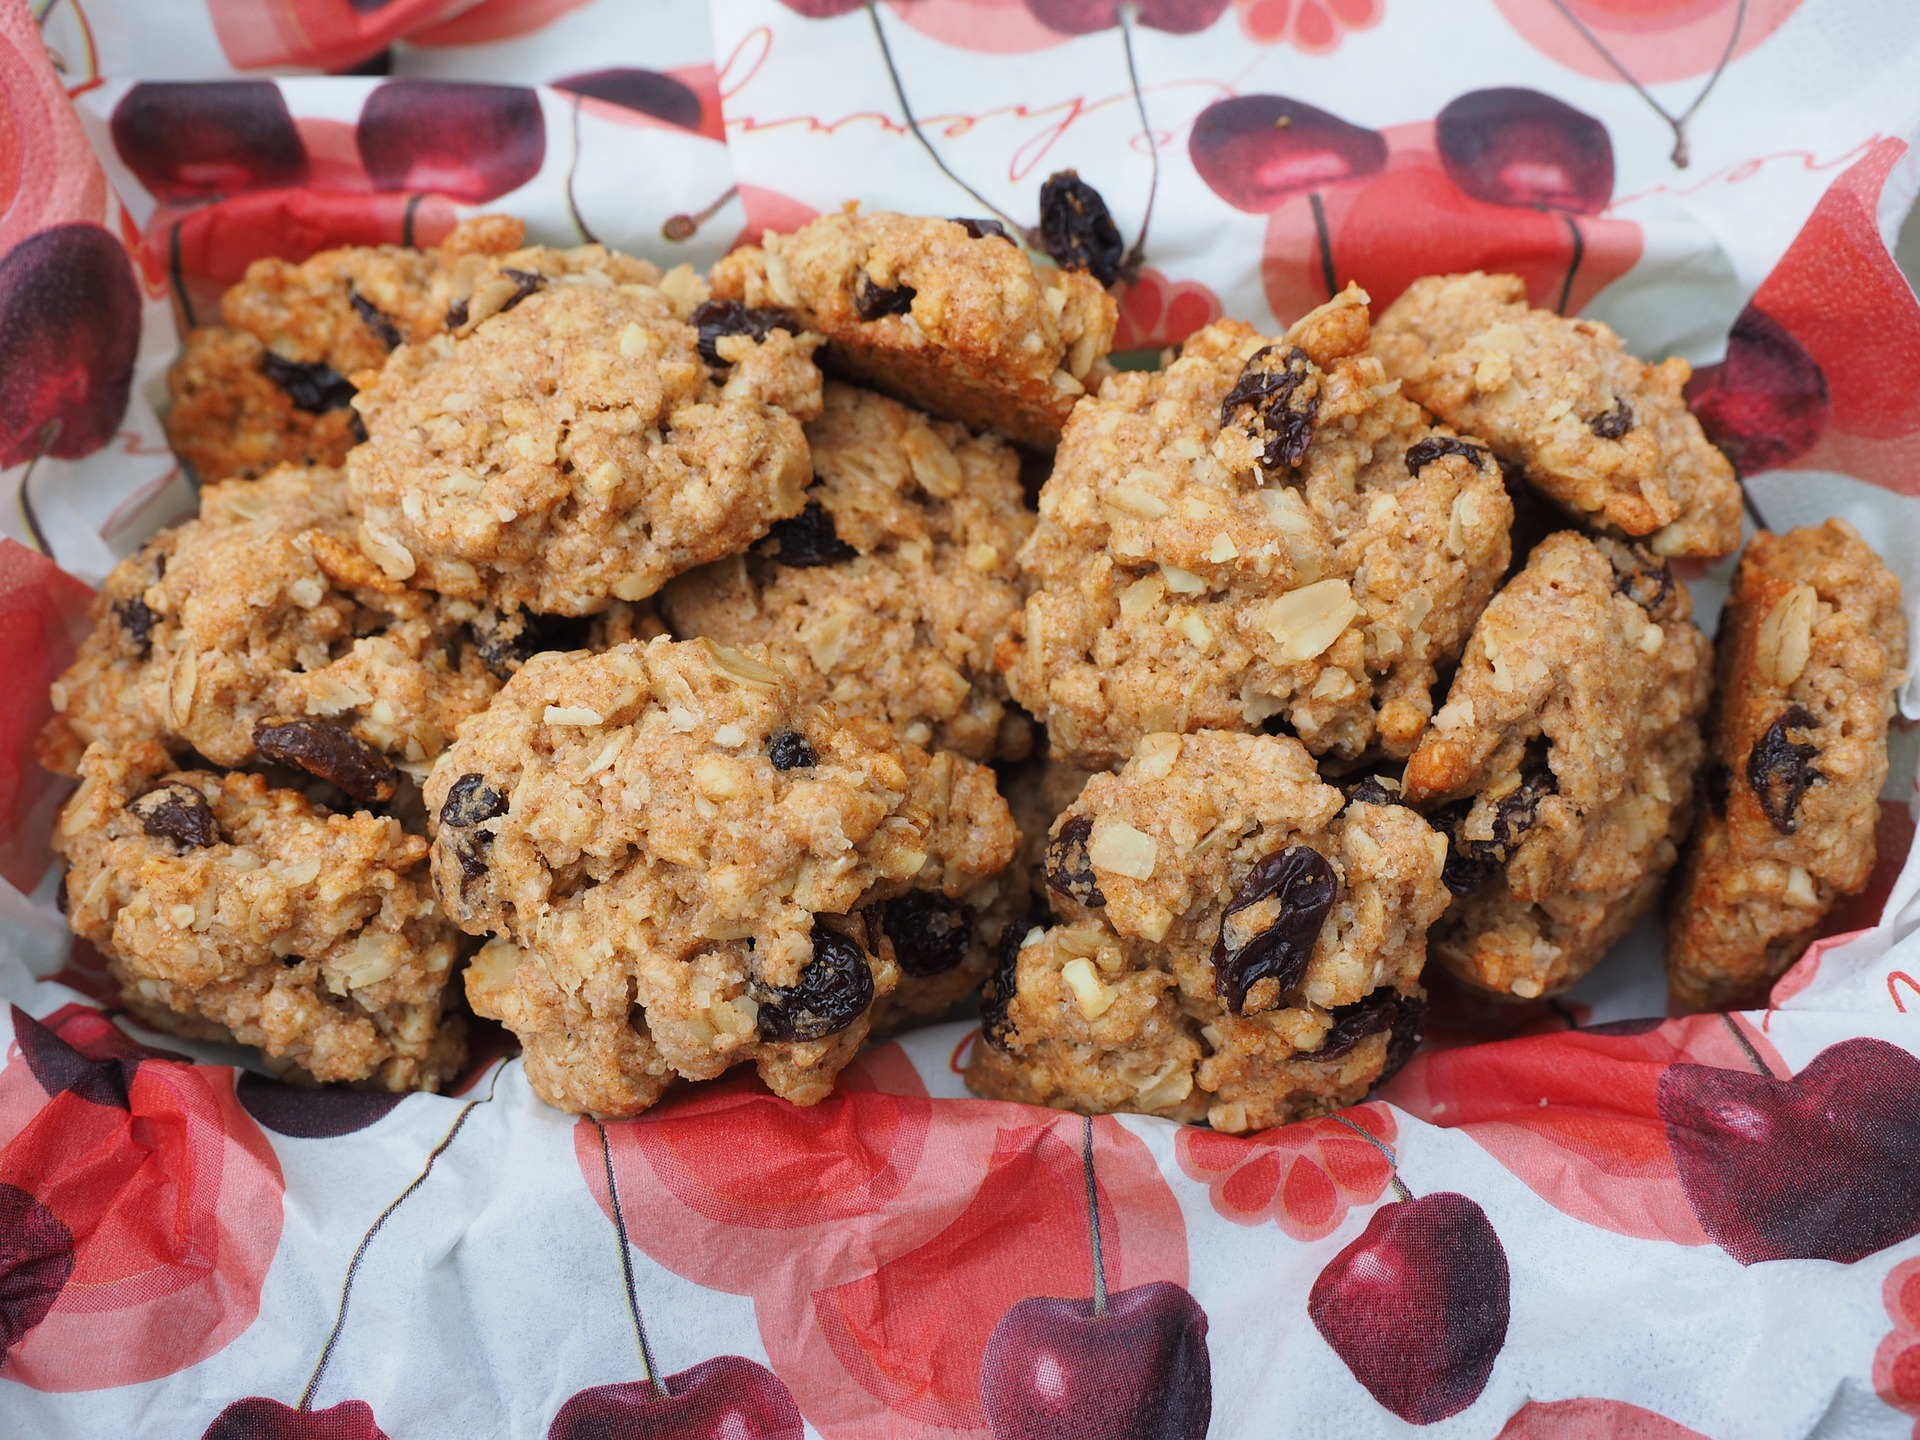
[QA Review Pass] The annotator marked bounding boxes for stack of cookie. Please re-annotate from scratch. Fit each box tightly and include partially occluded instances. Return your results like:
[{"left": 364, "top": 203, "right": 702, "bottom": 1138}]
[{"left": 43, "top": 199, "right": 1905, "bottom": 1134}]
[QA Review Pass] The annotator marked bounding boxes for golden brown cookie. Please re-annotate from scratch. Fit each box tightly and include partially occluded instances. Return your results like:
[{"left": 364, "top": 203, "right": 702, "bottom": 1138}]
[
  {"left": 709, "top": 210, "right": 1115, "bottom": 448},
  {"left": 1375, "top": 272, "right": 1742, "bottom": 558},
  {"left": 1405, "top": 532, "right": 1714, "bottom": 997},
  {"left": 1666, "top": 519, "right": 1907, "bottom": 1009}
]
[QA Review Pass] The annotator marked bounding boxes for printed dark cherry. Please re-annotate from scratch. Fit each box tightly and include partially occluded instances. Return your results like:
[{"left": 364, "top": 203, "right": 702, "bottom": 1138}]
[
  {"left": 1589, "top": 398, "right": 1634, "bottom": 439},
  {"left": 1221, "top": 345, "right": 1320, "bottom": 470},
  {"left": 129, "top": 784, "right": 220, "bottom": 849},
  {"left": 0, "top": 1184, "right": 74, "bottom": 1353},
  {"left": 690, "top": 299, "right": 787, "bottom": 367},
  {"left": 551, "top": 68, "right": 704, "bottom": 132},
  {"left": 1044, "top": 814, "right": 1106, "bottom": 909},
  {"left": 260, "top": 353, "right": 356, "bottom": 414},
  {"left": 852, "top": 273, "right": 917, "bottom": 321},
  {"left": 1037, "top": 170, "right": 1125, "bottom": 287},
  {"left": 766, "top": 729, "right": 817, "bottom": 770},
  {"left": 1023, "top": 0, "right": 1231, "bottom": 37},
  {"left": 254, "top": 719, "right": 397, "bottom": 805},
  {"left": 1435, "top": 87, "right": 1615, "bottom": 216},
  {"left": 1685, "top": 305, "right": 1830, "bottom": 477},
  {"left": 879, "top": 892, "right": 974, "bottom": 978},
  {"left": 356, "top": 81, "right": 546, "bottom": 204},
  {"left": 1187, "top": 95, "right": 1388, "bottom": 215},
  {"left": 1404, "top": 436, "right": 1489, "bottom": 475},
  {"left": 761, "top": 500, "right": 857, "bottom": 567},
  {"left": 754, "top": 923, "right": 875, "bottom": 1041},
  {"left": 1747, "top": 705, "right": 1821, "bottom": 835},
  {"left": 109, "top": 82, "right": 309, "bottom": 203},
  {"left": 1212, "top": 846, "right": 1337, "bottom": 1014}
]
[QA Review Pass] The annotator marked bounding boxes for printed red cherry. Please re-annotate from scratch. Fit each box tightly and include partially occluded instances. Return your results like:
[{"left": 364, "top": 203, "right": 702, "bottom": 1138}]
[
  {"left": 1685, "top": 304, "right": 1830, "bottom": 476},
  {"left": 548, "top": 1358, "right": 805, "bottom": 1440},
  {"left": 980, "top": 1281, "right": 1211, "bottom": 1440},
  {"left": 773, "top": 0, "right": 865, "bottom": 14},
  {"left": 1435, "top": 88, "right": 1614, "bottom": 216},
  {"left": 1658, "top": 1037, "right": 1920, "bottom": 1265},
  {"left": 0, "top": 222, "right": 141, "bottom": 468},
  {"left": 1308, "top": 1192, "right": 1510, "bottom": 1424},
  {"left": 1023, "top": 0, "right": 1230, "bottom": 36},
  {"left": 0, "top": 1183, "right": 72, "bottom": 1353},
  {"left": 356, "top": 81, "right": 546, "bottom": 203},
  {"left": 110, "top": 82, "right": 309, "bottom": 203},
  {"left": 553, "top": 70, "right": 703, "bottom": 132},
  {"left": 1189, "top": 95, "right": 1388, "bottom": 214},
  {"left": 201, "top": 1397, "right": 389, "bottom": 1440}
]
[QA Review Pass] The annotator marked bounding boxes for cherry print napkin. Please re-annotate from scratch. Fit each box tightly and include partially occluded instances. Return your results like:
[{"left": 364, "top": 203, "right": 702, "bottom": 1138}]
[{"left": 2, "top": 0, "right": 1919, "bottom": 1435}]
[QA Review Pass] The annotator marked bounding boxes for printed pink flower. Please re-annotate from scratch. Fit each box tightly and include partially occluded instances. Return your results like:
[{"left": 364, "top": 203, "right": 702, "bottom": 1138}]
[
  {"left": 1233, "top": 0, "right": 1381, "bottom": 50},
  {"left": 1874, "top": 1256, "right": 1920, "bottom": 1435},
  {"left": 1111, "top": 267, "right": 1222, "bottom": 351},
  {"left": 1175, "top": 1103, "right": 1395, "bottom": 1241}
]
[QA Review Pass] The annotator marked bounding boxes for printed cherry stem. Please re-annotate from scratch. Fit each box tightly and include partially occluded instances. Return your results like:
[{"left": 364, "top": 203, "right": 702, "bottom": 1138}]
[
  {"left": 1332, "top": 1111, "right": 1413, "bottom": 1202},
  {"left": 1080, "top": 1114, "right": 1108, "bottom": 1317},
  {"left": 1719, "top": 1010, "right": 1780, "bottom": 1079},
  {"left": 864, "top": 0, "right": 1028, "bottom": 236},
  {"left": 592, "top": 1117, "right": 664, "bottom": 1394},
  {"left": 1554, "top": 211, "right": 1584, "bottom": 315},
  {"left": 1308, "top": 192, "right": 1337, "bottom": 300},
  {"left": 565, "top": 93, "right": 602, "bottom": 246},
  {"left": 297, "top": 1069, "right": 498, "bottom": 1411},
  {"left": 16, "top": 419, "right": 60, "bottom": 555},
  {"left": 663, "top": 185, "right": 739, "bottom": 243},
  {"left": 1115, "top": 4, "right": 1157, "bottom": 285},
  {"left": 1544, "top": 0, "right": 1748, "bottom": 169}
]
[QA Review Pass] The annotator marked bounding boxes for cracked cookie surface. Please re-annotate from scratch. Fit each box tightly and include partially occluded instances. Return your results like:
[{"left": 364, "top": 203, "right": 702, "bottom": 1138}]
[
  {"left": 1010, "top": 292, "right": 1513, "bottom": 770},
  {"left": 710, "top": 210, "right": 1115, "bottom": 449},
  {"left": 1404, "top": 531, "right": 1714, "bottom": 997},
  {"left": 966, "top": 728, "right": 1446, "bottom": 1133},
  {"left": 662, "top": 382, "right": 1034, "bottom": 762},
  {"left": 164, "top": 215, "right": 527, "bottom": 483},
  {"left": 347, "top": 264, "right": 821, "bottom": 614},
  {"left": 1666, "top": 519, "right": 1906, "bottom": 1009},
  {"left": 1375, "top": 272, "right": 1742, "bottom": 558},
  {"left": 428, "top": 637, "right": 1013, "bottom": 1116},
  {"left": 55, "top": 738, "right": 465, "bottom": 1090}
]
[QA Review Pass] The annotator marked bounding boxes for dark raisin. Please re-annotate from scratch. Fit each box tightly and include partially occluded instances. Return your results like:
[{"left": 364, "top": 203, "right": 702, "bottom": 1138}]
[
  {"left": 879, "top": 892, "right": 974, "bottom": 978},
  {"left": 767, "top": 729, "right": 817, "bottom": 771},
  {"left": 1596, "top": 537, "right": 1677, "bottom": 619},
  {"left": 754, "top": 922, "right": 876, "bottom": 1042},
  {"left": 1704, "top": 761, "right": 1730, "bottom": 819},
  {"left": 1212, "top": 846, "right": 1339, "bottom": 1015},
  {"left": 1405, "top": 436, "right": 1490, "bottom": 474},
  {"left": 1747, "top": 706, "right": 1821, "bottom": 835},
  {"left": 349, "top": 410, "right": 369, "bottom": 445},
  {"left": 689, "top": 299, "right": 785, "bottom": 367},
  {"left": 348, "top": 285, "right": 402, "bottom": 350},
  {"left": 260, "top": 353, "right": 356, "bottom": 413},
  {"left": 1044, "top": 814, "right": 1106, "bottom": 909},
  {"left": 128, "top": 783, "right": 219, "bottom": 848},
  {"left": 1343, "top": 773, "right": 1405, "bottom": 808},
  {"left": 981, "top": 907, "right": 1049, "bottom": 1052},
  {"left": 761, "top": 500, "right": 856, "bottom": 567},
  {"left": 114, "top": 596, "right": 157, "bottom": 658},
  {"left": 253, "top": 718, "right": 397, "bottom": 805},
  {"left": 851, "top": 273, "right": 916, "bottom": 321},
  {"left": 469, "top": 610, "right": 593, "bottom": 679},
  {"left": 498, "top": 267, "right": 547, "bottom": 314},
  {"left": 1590, "top": 398, "right": 1634, "bottom": 439},
  {"left": 1436, "top": 737, "right": 1558, "bottom": 896},
  {"left": 1220, "top": 345, "right": 1321, "bottom": 471},
  {"left": 952, "top": 217, "right": 1012, "bottom": 243},
  {"left": 1317, "top": 987, "right": 1426, "bottom": 1082},
  {"left": 1037, "top": 170, "right": 1124, "bottom": 287},
  {"left": 440, "top": 773, "right": 507, "bottom": 829},
  {"left": 445, "top": 297, "right": 469, "bottom": 330}
]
